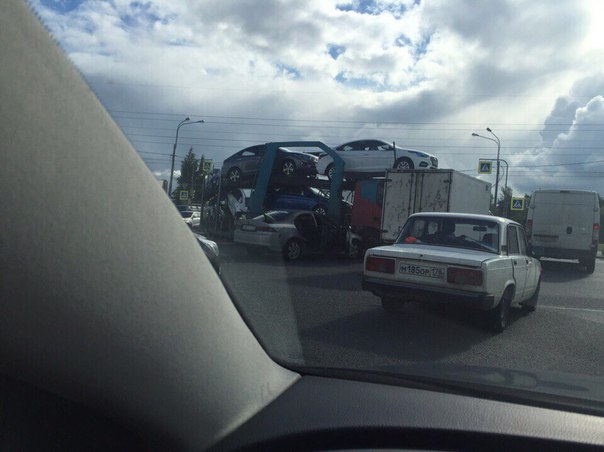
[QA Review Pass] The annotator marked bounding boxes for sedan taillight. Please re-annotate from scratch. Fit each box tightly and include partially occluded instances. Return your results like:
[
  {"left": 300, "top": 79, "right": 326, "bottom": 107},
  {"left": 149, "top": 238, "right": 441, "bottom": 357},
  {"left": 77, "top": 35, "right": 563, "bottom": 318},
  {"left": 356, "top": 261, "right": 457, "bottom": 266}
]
[
  {"left": 447, "top": 267, "right": 483, "bottom": 286},
  {"left": 365, "top": 256, "right": 395, "bottom": 274}
]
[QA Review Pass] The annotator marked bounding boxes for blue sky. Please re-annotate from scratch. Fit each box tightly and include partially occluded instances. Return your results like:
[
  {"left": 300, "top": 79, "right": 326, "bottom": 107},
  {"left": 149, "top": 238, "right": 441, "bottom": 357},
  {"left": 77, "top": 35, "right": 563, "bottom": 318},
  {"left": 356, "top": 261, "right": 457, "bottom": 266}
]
[{"left": 31, "top": 0, "right": 604, "bottom": 196}]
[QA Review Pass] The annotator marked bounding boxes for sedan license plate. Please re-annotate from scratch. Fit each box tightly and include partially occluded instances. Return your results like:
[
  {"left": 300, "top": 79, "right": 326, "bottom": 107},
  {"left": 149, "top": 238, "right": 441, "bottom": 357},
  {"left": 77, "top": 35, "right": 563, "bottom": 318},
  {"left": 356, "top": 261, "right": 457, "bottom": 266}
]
[
  {"left": 399, "top": 263, "right": 444, "bottom": 279},
  {"left": 241, "top": 224, "right": 256, "bottom": 231}
]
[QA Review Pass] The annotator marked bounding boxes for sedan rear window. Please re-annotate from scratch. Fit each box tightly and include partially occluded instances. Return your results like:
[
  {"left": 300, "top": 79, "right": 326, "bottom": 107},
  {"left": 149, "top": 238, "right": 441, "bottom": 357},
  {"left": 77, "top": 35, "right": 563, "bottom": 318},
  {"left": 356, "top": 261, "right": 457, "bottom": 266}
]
[{"left": 397, "top": 217, "right": 500, "bottom": 253}]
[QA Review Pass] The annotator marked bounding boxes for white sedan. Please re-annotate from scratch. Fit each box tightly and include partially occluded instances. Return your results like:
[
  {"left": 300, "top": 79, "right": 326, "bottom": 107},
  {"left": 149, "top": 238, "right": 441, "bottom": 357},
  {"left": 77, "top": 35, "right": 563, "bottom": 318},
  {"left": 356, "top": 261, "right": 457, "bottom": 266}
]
[
  {"left": 181, "top": 210, "right": 201, "bottom": 228},
  {"left": 317, "top": 139, "right": 438, "bottom": 179},
  {"left": 362, "top": 212, "right": 542, "bottom": 332}
]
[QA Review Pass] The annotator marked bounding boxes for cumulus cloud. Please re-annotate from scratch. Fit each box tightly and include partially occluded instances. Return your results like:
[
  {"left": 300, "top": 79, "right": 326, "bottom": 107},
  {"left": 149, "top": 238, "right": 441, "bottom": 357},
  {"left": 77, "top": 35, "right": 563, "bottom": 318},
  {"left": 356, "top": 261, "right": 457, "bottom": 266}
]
[
  {"left": 509, "top": 91, "right": 604, "bottom": 196},
  {"left": 31, "top": 0, "right": 604, "bottom": 196}
]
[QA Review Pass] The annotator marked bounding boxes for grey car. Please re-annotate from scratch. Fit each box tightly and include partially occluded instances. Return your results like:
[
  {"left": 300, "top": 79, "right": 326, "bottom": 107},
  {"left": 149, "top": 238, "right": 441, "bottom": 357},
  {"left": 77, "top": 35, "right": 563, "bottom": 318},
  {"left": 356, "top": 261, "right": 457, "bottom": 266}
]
[
  {"left": 222, "top": 145, "right": 318, "bottom": 185},
  {"left": 234, "top": 210, "right": 362, "bottom": 261}
]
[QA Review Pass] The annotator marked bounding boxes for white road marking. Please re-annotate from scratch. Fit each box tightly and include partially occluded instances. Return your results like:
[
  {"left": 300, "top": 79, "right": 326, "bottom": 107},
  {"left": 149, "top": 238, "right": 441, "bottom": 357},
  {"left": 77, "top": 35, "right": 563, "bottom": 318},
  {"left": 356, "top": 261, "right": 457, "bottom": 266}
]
[{"left": 540, "top": 305, "right": 604, "bottom": 313}]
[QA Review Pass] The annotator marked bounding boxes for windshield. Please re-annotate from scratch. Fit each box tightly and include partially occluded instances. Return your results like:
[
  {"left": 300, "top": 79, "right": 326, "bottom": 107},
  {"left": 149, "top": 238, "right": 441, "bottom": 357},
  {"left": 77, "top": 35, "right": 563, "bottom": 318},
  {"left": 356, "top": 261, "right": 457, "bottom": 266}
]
[
  {"left": 397, "top": 217, "right": 500, "bottom": 253},
  {"left": 27, "top": 0, "right": 604, "bottom": 413}
]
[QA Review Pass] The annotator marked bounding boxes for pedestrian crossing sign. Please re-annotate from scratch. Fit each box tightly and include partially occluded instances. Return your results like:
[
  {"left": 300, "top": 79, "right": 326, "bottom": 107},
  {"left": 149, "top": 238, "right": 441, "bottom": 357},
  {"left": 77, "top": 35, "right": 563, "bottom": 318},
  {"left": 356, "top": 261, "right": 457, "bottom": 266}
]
[
  {"left": 179, "top": 190, "right": 189, "bottom": 201},
  {"left": 478, "top": 160, "right": 492, "bottom": 174},
  {"left": 511, "top": 197, "right": 525, "bottom": 211},
  {"left": 202, "top": 160, "right": 213, "bottom": 174}
]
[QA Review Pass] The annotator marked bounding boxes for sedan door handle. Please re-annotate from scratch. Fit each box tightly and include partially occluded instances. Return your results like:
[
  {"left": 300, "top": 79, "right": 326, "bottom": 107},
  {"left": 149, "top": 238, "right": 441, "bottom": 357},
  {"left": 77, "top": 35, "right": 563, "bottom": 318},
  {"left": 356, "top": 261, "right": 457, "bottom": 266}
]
[{"left": 513, "top": 260, "right": 518, "bottom": 265}]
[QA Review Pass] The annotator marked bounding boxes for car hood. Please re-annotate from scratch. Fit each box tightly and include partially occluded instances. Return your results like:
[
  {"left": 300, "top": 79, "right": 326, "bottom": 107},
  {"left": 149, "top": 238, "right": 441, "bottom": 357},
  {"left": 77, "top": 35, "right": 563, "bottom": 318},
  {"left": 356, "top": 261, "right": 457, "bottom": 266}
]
[{"left": 368, "top": 244, "right": 498, "bottom": 267}]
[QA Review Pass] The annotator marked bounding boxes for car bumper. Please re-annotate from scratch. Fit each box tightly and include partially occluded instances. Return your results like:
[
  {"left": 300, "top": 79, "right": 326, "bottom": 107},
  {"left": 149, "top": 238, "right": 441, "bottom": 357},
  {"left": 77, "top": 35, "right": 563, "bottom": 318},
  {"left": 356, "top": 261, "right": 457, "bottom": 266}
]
[
  {"left": 529, "top": 245, "right": 596, "bottom": 260},
  {"left": 362, "top": 276, "right": 496, "bottom": 310}
]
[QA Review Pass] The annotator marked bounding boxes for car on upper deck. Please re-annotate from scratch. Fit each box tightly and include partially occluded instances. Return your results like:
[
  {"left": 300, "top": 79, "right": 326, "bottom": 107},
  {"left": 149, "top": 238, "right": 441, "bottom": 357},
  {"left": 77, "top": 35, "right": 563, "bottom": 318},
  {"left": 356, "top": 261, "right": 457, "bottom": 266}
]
[
  {"left": 316, "top": 139, "right": 438, "bottom": 179},
  {"left": 362, "top": 212, "right": 541, "bottom": 332},
  {"left": 222, "top": 144, "right": 318, "bottom": 185}
]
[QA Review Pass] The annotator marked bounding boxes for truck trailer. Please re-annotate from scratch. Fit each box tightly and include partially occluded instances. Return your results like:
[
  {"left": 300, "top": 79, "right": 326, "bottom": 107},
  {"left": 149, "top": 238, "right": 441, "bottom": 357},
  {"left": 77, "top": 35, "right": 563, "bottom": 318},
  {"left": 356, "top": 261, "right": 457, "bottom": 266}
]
[{"left": 352, "top": 169, "right": 492, "bottom": 247}]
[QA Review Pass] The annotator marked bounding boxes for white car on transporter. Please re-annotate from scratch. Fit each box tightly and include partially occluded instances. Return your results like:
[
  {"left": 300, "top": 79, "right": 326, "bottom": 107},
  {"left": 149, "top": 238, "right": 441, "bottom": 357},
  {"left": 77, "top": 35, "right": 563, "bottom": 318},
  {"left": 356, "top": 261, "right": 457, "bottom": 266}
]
[
  {"left": 317, "top": 139, "right": 438, "bottom": 179},
  {"left": 362, "top": 212, "right": 542, "bottom": 332}
]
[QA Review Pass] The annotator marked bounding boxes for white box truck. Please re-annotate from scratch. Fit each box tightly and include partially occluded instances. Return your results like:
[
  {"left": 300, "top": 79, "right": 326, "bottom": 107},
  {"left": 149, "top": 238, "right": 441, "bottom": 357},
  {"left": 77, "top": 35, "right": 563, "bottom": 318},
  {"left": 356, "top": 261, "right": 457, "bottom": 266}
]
[
  {"left": 527, "top": 189, "right": 600, "bottom": 273},
  {"left": 379, "top": 169, "right": 492, "bottom": 242}
]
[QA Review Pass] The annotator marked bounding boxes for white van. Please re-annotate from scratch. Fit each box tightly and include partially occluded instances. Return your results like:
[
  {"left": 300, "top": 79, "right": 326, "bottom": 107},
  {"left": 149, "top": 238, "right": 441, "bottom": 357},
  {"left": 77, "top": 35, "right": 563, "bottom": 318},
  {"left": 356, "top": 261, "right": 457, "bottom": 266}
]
[{"left": 527, "top": 189, "right": 600, "bottom": 273}]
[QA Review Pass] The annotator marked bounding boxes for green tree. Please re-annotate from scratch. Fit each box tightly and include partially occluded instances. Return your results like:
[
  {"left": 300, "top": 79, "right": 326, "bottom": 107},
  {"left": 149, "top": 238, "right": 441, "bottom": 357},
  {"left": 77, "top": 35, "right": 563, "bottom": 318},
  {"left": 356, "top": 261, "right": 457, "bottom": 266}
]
[
  {"left": 172, "top": 147, "right": 199, "bottom": 201},
  {"left": 497, "top": 186, "right": 530, "bottom": 225},
  {"left": 497, "top": 185, "right": 513, "bottom": 217},
  {"left": 192, "top": 155, "right": 208, "bottom": 204}
]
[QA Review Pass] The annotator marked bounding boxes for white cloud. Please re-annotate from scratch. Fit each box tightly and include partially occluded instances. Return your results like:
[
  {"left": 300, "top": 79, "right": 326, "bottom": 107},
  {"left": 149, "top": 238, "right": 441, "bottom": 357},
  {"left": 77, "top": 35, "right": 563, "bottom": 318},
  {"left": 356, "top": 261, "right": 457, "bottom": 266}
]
[{"left": 31, "top": 0, "right": 604, "bottom": 196}]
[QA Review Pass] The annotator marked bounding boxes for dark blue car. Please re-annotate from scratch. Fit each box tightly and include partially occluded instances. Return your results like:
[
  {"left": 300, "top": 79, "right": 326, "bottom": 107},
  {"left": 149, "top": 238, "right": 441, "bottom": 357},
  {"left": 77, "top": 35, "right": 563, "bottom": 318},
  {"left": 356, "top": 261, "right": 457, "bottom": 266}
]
[{"left": 267, "top": 186, "right": 330, "bottom": 215}]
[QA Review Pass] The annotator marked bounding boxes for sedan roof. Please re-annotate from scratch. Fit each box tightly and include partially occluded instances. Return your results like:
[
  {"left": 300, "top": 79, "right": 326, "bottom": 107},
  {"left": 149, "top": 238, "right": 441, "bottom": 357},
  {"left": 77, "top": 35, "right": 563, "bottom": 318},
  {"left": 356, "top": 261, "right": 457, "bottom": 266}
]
[{"left": 408, "top": 212, "right": 521, "bottom": 227}]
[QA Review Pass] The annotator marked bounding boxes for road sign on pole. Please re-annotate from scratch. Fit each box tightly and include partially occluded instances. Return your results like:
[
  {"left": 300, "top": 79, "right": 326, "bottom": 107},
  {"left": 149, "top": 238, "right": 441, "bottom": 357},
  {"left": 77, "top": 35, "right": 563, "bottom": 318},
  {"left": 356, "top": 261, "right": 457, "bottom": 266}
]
[
  {"left": 202, "top": 160, "right": 213, "bottom": 174},
  {"left": 511, "top": 197, "right": 525, "bottom": 211},
  {"left": 179, "top": 190, "right": 189, "bottom": 201},
  {"left": 478, "top": 160, "right": 493, "bottom": 174}
]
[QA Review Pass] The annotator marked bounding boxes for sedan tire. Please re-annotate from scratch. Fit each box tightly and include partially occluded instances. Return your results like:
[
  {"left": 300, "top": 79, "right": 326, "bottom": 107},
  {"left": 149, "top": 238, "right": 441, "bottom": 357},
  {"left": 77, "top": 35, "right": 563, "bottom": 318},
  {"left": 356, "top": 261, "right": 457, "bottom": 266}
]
[
  {"left": 394, "top": 157, "right": 414, "bottom": 170},
  {"left": 281, "top": 159, "right": 296, "bottom": 177},
  {"left": 313, "top": 205, "right": 327, "bottom": 216},
  {"left": 486, "top": 290, "right": 512, "bottom": 333},
  {"left": 227, "top": 167, "right": 241, "bottom": 184},
  {"left": 347, "top": 239, "right": 362, "bottom": 259},
  {"left": 283, "top": 239, "right": 303, "bottom": 261},
  {"left": 325, "top": 164, "right": 335, "bottom": 180},
  {"left": 520, "top": 278, "right": 540, "bottom": 313}
]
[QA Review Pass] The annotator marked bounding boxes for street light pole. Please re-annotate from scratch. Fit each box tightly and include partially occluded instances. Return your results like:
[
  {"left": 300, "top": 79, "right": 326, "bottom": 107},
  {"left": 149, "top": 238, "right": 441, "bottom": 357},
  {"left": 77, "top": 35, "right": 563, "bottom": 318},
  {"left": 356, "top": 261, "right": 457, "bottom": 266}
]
[
  {"left": 487, "top": 127, "right": 501, "bottom": 213},
  {"left": 168, "top": 117, "right": 205, "bottom": 199},
  {"left": 472, "top": 128, "right": 502, "bottom": 213}
]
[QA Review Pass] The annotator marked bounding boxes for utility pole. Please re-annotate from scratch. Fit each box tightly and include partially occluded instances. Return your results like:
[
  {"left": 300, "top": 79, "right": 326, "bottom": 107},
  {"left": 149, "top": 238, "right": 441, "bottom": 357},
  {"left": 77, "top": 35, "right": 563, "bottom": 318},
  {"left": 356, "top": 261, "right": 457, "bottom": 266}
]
[
  {"left": 189, "top": 149, "right": 196, "bottom": 207},
  {"left": 168, "top": 117, "right": 204, "bottom": 198},
  {"left": 199, "top": 155, "right": 206, "bottom": 228},
  {"left": 472, "top": 128, "right": 502, "bottom": 214}
]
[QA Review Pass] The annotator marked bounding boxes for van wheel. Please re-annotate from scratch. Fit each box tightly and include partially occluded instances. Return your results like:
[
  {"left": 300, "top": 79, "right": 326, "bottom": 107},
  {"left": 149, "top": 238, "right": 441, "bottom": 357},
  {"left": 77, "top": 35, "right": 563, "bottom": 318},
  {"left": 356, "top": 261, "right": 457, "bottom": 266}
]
[
  {"left": 381, "top": 297, "right": 404, "bottom": 313},
  {"left": 486, "top": 290, "right": 512, "bottom": 332},
  {"left": 580, "top": 258, "right": 596, "bottom": 274}
]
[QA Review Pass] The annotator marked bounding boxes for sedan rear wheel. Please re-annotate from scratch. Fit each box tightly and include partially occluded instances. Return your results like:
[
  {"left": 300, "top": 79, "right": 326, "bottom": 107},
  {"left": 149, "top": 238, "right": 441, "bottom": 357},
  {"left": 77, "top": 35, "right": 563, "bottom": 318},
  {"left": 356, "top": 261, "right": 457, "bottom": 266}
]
[
  {"left": 313, "top": 205, "right": 327, "bottom": 216},
  {"left": 282, "top": 159, "right": 296, "bottom": 176},
  {"left": 381, "top": 297, "right": 405, "bottom": 313},
  {"left": 227, "top": 167, "right": 241, "bottom": 183},
  {"left": 520, "top": 278, "right": 540, "bottom": 312},
  {"left": 283, "top": 239, "right": 303, "bottom": 261},
  {"left": 487, "top": 290, "right": 512, "bottom": 333},
  {"left": 326, "top": 164, "right": 335, "bottom": 180},
  {"left": 347, "top": 239, "right": 362, "bottom": 259}
]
